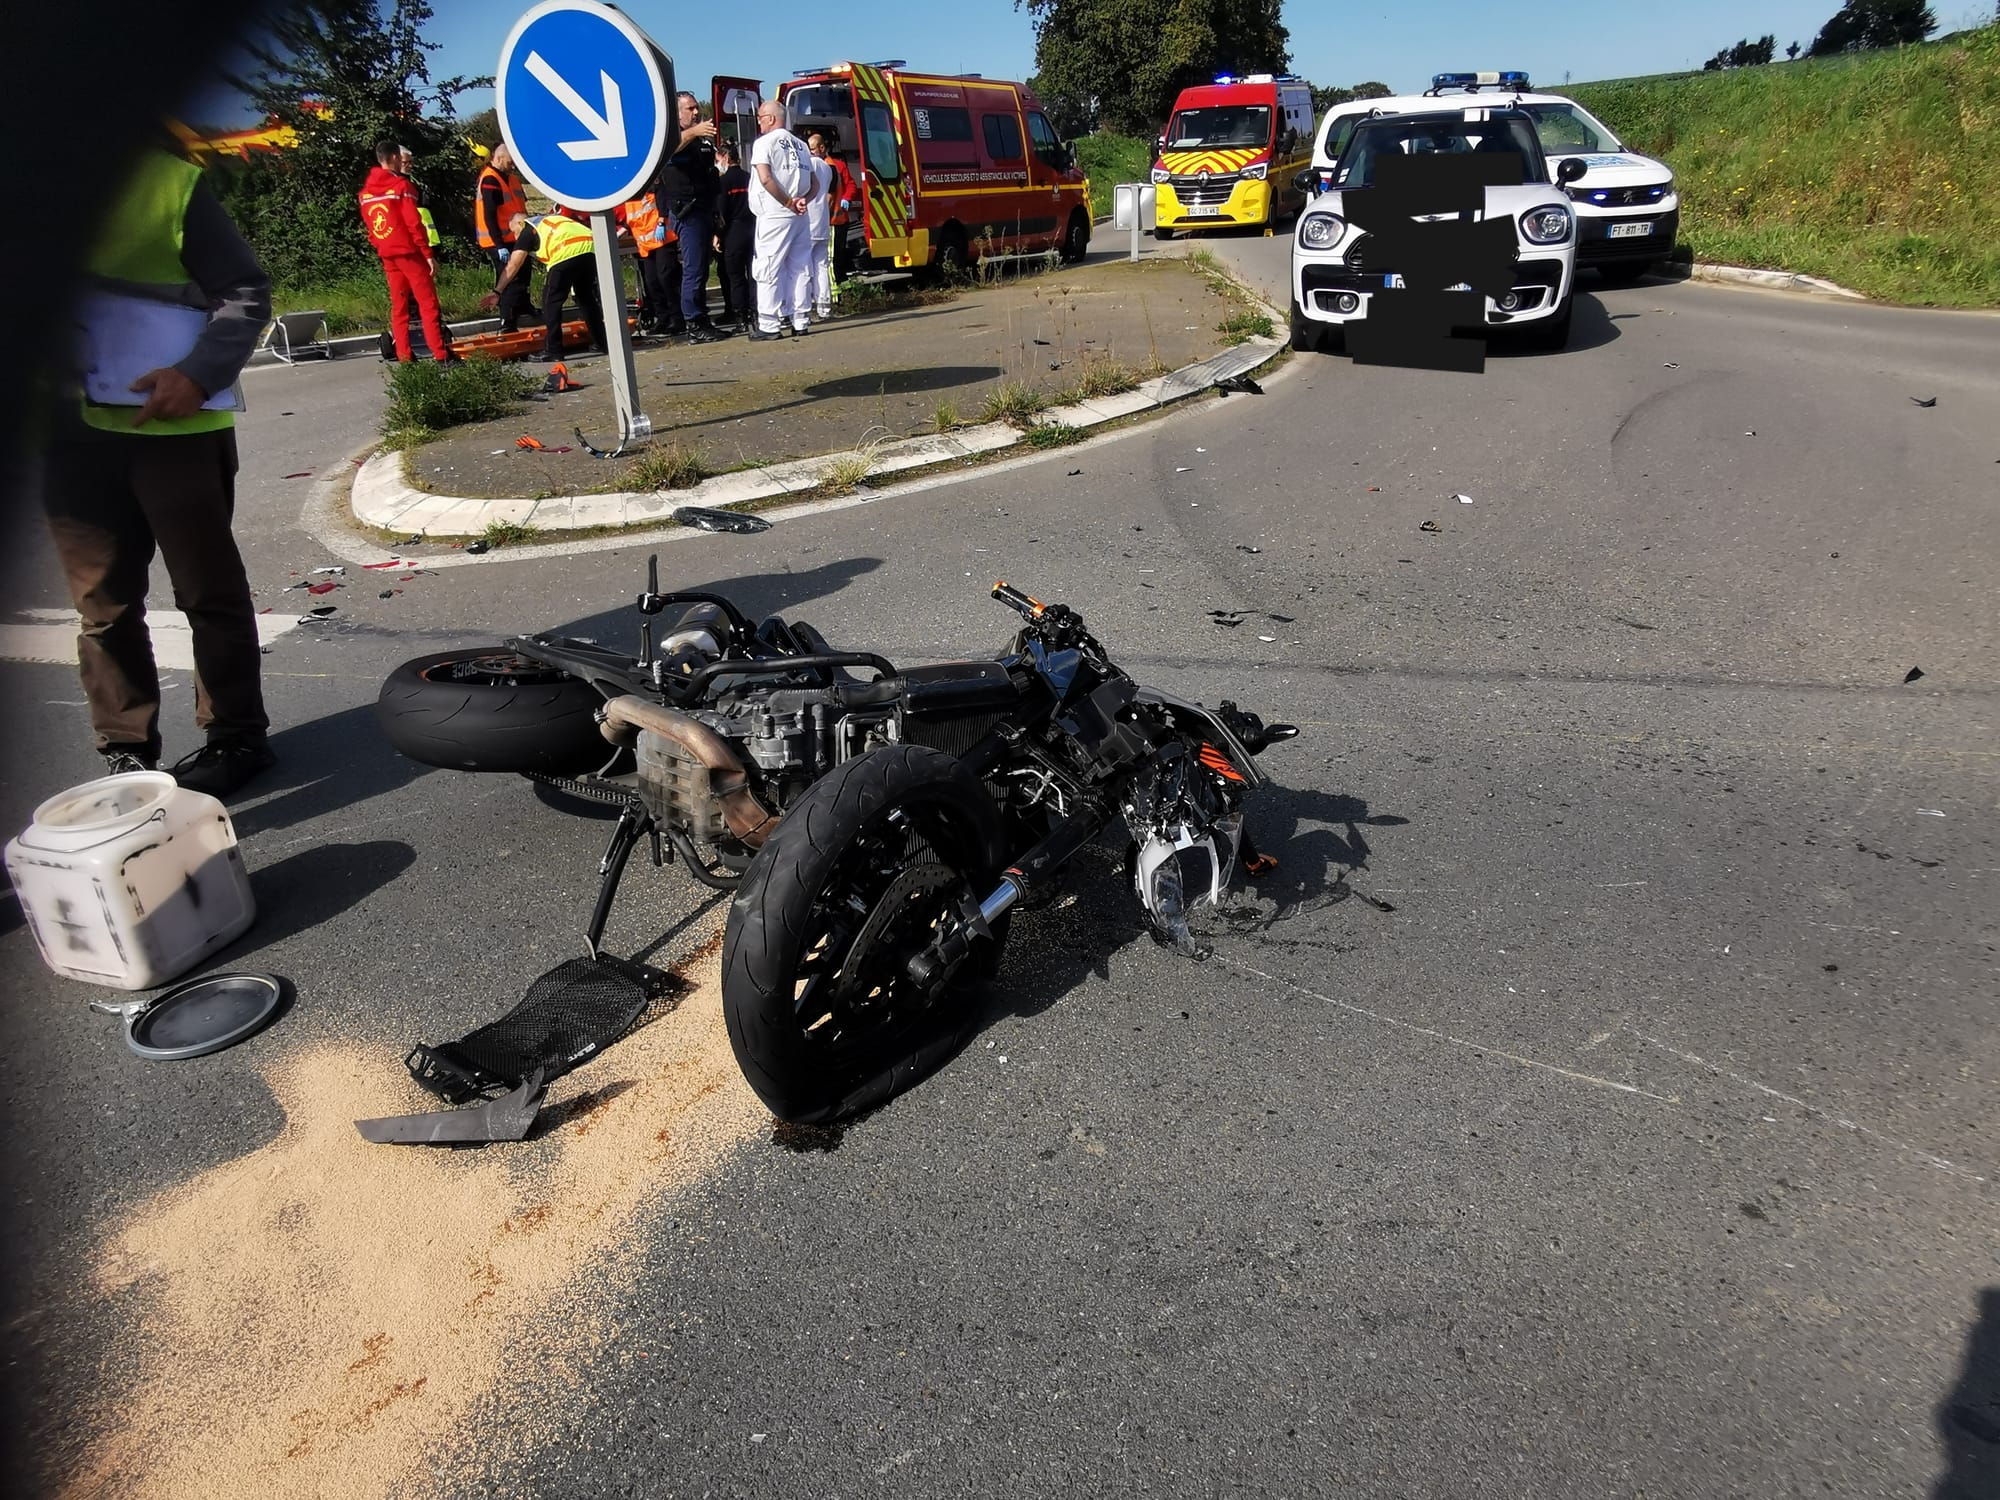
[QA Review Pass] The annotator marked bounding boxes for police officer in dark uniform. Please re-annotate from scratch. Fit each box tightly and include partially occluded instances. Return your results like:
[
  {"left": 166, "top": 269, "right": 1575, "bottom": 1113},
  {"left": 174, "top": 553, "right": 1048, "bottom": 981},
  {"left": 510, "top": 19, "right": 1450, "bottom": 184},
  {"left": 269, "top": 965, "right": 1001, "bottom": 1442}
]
[
  {"left": 658, "top": 91, "right": 730, "bottom": 343},
  {"left": 714, "top": 140, "right": 756, "bottom": 336}
]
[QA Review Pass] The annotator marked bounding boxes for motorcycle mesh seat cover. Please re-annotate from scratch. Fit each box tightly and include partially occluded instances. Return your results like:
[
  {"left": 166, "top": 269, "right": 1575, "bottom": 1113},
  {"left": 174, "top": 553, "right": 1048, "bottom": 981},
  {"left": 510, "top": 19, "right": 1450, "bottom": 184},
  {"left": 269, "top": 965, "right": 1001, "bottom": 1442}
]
[{"left": 410, "top": 956, "right": 649, "bottom": 1099}]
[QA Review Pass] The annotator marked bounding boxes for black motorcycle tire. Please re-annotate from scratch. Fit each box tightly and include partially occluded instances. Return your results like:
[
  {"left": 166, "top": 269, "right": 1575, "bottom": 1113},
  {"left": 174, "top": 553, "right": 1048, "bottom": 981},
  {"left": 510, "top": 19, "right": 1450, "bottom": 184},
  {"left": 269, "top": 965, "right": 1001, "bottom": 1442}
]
[
  {"left": 375, "top": 648, "right": 607, "bottom": 773},
  {"left": 721, "top": 743, "right": 1007, "bottom": 1123}
]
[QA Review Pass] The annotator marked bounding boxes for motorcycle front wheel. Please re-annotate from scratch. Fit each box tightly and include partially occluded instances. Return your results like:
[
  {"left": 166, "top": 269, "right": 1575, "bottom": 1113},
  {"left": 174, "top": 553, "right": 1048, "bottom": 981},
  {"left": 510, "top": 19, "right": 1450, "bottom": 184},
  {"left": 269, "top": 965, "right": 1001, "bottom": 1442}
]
[{"left": 721, "top": 744, "right": 1007, "bottom": 1123}]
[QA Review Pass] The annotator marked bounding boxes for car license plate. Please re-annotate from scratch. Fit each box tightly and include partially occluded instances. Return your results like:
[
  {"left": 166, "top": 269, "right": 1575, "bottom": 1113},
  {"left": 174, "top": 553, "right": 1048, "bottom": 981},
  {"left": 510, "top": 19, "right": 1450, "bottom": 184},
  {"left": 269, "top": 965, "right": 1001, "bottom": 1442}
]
[
  {"left": 1608, "top": 221, "right": 1653, "bottom": 238},
  {"left": 1382, "top": 276, "right": 1474, "bottom": 289}
]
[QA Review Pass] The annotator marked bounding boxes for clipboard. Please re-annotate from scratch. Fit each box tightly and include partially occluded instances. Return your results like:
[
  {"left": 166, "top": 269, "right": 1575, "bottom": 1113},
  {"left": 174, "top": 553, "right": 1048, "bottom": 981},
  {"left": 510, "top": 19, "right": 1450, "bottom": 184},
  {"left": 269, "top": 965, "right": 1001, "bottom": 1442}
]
[{"left": 74, "top": 289, "right": 245, "bottom": 413}]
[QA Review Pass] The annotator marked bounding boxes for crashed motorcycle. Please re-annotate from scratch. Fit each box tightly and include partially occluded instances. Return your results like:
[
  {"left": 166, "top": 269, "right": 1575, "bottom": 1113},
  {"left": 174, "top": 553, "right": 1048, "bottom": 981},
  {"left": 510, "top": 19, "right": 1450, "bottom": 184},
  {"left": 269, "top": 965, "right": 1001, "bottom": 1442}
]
[{"left": 374, "top": 561, "right": 1296, "bottom": 1127}]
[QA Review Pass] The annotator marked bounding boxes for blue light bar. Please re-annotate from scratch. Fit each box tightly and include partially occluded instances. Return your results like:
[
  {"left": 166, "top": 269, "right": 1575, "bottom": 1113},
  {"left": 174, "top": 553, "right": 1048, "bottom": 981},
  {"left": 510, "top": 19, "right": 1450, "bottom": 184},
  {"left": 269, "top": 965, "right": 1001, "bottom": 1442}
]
[
  {"left": 1215, "top": 74, "right": 1235, "bottom": 84},
  {"left": 1431, "top": 70, "right": 1531, "bottom": 91}
]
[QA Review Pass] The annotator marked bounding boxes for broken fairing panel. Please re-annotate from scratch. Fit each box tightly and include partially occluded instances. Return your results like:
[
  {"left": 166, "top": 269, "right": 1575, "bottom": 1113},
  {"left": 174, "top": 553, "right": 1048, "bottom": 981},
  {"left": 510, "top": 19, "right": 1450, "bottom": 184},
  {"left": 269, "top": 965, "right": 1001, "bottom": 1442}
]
[{"left": 1133, "top": 811, "right": 1243, "bottom": 957}]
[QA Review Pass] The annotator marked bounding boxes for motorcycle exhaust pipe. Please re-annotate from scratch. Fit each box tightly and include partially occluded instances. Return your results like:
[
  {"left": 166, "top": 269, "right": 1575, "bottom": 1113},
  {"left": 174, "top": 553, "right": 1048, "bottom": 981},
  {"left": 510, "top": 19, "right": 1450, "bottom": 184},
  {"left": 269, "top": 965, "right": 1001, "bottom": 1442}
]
[{"left": 598, "top": 696, "right": 779, "bottom": 849}]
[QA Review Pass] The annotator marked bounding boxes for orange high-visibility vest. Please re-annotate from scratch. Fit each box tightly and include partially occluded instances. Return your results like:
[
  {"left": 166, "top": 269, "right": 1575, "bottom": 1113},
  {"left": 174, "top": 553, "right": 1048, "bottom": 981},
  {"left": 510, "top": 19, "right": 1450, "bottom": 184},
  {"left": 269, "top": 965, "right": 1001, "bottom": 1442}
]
[
  {"left": 623, "top": 194, "right": 668, "bottom": 256},
  {"left": 475, "top": 165, "right": 526, "bottom": 248}
]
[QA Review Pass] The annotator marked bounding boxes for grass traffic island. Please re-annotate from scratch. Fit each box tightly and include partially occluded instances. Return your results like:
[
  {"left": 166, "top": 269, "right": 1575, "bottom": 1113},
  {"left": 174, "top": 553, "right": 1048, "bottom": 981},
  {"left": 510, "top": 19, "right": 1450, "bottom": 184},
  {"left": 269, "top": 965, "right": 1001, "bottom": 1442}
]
[
  {"left": 387, "top": 254, "right": 1248, "bottom": 505},
  {"left": 1570, "top": 24, "right": 2000, "bottom": 307}
]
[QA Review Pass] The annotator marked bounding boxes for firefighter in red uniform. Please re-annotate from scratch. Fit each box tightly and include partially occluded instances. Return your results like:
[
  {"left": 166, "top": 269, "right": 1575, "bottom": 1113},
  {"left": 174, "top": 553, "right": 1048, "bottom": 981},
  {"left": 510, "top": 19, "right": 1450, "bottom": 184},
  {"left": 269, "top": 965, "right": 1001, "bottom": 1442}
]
[
  {"left": 823, "top": 142, "right": 861, "bottom": 283},
  {"left": 359, "top": 140, "right": 450, "bottom": 362}
]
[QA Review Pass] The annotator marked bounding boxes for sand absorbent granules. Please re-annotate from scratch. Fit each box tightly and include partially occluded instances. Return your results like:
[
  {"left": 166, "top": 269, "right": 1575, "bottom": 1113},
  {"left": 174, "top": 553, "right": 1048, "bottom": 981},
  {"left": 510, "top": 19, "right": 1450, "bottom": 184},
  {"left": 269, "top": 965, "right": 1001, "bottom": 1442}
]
[{"left": 65, "top": 956, "right": 765, "bottom": 1500}]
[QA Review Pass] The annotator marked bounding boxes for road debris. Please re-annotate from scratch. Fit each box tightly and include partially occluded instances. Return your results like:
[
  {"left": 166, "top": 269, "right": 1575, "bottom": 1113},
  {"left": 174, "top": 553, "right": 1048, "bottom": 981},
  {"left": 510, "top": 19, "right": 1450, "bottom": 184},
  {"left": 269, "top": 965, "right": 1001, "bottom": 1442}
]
[
  {"left": 305, "top": 581, "right": 342, "bottom": 595},
  {"left": 282, "top": 470, "right": 313, "bottom": 479},
  {"left": 397, "top": 534, "right": 423, "bottom": 547},
  {"left": 1917, "top": 808, "right": 1946, "bottom": 817},
  {"left": 573, "top": 426, "right": 628, "bottom": 459},
  {"left": 1454, "top": 493, "right": 1473, "bottom": 504},
  {"left": 1216, "top": 374, "right": 1263, "bottom": 395},
  {"left": 300, "top": 605, "right": 337, "bottom": 620},
  {"left": 516, "top": 435, "right": 545, "bottom": 451},
  {"left": 674, "top": 505, "right": 772, "bottom": 535},
  {"left": 312, "top": 566, "right": 345, "bottom": 575},
  {"left": 1257, "top": 634, "right": 1276, "bottom": 642},
  {"left": 1662, "top": 361, "right": 1680, "bottom": 369},
  {"left": 1909, "top": 395, "right": 1937, "bottom": 407},
  {"left": 1236, "top": 544, "right": 1261, "bottom": 554},
  {"left": 1209, "top": 610, "right": 1247, "bottom": 627},
  {"left": 378, "top": 589, "right": 400, "bottom": 599},
  {"left": 1419, "top": 520, "right": 1441, "bottom": 534},
  {"left": 464, "top": 540, "right": 490, "bottom": 555},
  {"left": 1904, "top": 666, "right": 1925, "bottom": 683}
]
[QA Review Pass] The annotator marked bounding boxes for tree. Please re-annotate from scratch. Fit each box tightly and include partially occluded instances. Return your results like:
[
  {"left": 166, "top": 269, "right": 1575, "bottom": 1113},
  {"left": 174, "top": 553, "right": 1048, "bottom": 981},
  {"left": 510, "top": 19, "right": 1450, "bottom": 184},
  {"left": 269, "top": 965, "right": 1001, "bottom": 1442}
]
[
  {"left": 1787, "top": 41, "right": 1801, "bottom": 58},
  {"left": 211, "top": 0, "right": 488, "bottom": 284},
  {"left": 1808, "top": 0, "right": 1936, "bottom": 56},
  {"left": 1704, "top": 35, "right": 1777, "bottom": 69},
  {"left": 1018, "top": 0, "right": 1291, "bottom": 135},
  {"left": 1351, "top": 81, "right": 1392, "bottom": 99}
]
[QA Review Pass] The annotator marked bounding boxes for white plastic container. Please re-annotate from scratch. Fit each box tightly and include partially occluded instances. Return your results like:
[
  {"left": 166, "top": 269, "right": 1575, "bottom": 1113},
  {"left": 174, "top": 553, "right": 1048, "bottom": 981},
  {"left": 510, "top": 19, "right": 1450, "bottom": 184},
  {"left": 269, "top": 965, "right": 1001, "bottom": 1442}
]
[{"left": 6, "top": 772, "right": 255, "bottom": 990}]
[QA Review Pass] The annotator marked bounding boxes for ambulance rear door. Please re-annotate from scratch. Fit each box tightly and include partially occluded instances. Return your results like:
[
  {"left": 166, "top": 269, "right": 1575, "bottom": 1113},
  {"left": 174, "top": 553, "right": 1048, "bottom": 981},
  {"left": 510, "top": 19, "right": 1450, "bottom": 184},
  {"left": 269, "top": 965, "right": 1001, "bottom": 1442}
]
[{"left": 711, "top": 76, "right": 763, "bottom": 160}]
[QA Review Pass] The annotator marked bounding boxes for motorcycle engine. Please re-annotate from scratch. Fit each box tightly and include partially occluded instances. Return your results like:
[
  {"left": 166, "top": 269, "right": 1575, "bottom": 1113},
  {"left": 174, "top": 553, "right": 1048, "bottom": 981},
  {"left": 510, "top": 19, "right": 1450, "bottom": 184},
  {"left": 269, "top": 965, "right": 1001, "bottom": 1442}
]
[{"left": 634, "top": 683, "right": 893, "bottom": 839}]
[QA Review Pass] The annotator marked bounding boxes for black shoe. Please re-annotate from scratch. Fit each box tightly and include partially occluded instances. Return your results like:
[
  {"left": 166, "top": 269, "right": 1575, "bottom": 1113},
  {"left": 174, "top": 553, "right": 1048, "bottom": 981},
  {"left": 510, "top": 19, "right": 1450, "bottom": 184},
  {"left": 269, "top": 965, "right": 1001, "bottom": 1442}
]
[
  {"left": 683, "top": 325, "right": 721, "bottom": 345},
  {"left": 745, "top": 326, "right": 781, "bottom": 342},
  {"left": 101, "top": 748, "right": 157, "bottom": 776},
  {"left": 697, "top": 319, "right": 734, "bottom": 339},
  {"left": 792, "top": 325, "right": 812, "bottom": 337},
  {"left": 170, "top": 738, "right": 276, "bottom": 799}
]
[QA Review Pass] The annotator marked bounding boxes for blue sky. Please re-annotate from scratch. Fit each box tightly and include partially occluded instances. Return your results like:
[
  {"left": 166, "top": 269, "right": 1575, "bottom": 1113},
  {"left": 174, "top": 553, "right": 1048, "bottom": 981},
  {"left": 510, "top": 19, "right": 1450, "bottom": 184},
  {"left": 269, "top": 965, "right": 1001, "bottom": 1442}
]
[{"left": 194, "top": 0, "right": 1988, "bottom": 124}]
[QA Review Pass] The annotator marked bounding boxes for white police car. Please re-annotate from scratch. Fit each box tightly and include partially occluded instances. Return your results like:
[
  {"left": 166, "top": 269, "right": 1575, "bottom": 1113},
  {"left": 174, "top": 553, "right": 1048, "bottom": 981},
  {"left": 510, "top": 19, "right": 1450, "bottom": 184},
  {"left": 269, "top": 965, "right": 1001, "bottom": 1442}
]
[
  {"left": 1314, "top": 73, "right": 1678, "bottom": 282},
  {"left": 1289, "top": 106, "right": 1584, "bottom": 353}
]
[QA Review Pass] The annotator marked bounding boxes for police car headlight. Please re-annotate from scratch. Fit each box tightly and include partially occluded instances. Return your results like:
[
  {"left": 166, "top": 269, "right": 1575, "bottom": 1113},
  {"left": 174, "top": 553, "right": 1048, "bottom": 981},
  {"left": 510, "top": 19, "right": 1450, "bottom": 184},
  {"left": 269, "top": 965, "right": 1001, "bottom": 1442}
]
[
  {"left": 1149, "top": 167, "right": 1170, "bottom": 184},
  {"left": 1299, "top": 212, "right": 1344, "bottom": 250},
  {"left": 1240, "top": 163, "right": 1268, "bottom": 181},
  {"left": 1520, "top": 204, "right": 1573, "bottom": 244}
]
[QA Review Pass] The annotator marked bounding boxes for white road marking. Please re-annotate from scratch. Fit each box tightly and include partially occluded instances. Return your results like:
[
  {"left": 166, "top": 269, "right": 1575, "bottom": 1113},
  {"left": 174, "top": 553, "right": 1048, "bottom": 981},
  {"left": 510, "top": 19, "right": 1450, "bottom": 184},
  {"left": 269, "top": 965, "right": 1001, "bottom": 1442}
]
[
  {"left": 0, "top": 608, "right": 301, "bottom": 670},
  {"left": 1623, "top": 1026, "right": 1985, "bottom": 1183},
  {"left": 1222, "top": 957, "right": 1680, "bottom": 1104}
]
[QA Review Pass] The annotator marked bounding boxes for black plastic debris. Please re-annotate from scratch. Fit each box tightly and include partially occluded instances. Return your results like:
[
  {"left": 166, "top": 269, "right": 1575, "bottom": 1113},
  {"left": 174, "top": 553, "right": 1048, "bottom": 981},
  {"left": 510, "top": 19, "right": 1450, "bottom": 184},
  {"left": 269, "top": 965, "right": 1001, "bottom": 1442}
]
[
  {"left": 300, "top": 605, "right": 337, "bottom": 620},
  {"left": 574, "top": 425, "right": 627, "bottom": 459},
  {"left": 1066, "top": 468, "right": 1082, "bottom": 476},
  {"left": 1904, "top": 666, "right": 1925, "bottom": 683},
  {"left": 674, "top": 505, "right": 772, "bottom": 535},
  {"left": 1033, "top": 337, "right": 1051, "bottom": 346},
  {"left": 1419, "top": 519, "right": 1441, "bottom": 534},
  {"left": 1910, "top": 396, "right": 1938, "bottom": 407},
  {"left": 1266, "top": 613, "right": 1295, "bottom": 623},
  {"left": 464, "top": 540, "right": 490, "bottom": 555},
  {"left": 1209, "top": 609, "right": 1248, "bottom": 627},
  {"left": 1662, "top": 361, "right": 1680, "bottom": 369},
  {"left": 1236, "top": 544, "right": 1262, "bottom": 554},
  {"left": 398, "top": 534, "right": 423, "bottom": 547},
  {"left": 1216, "top": 374, "right": 1263, "bottom": 396}
]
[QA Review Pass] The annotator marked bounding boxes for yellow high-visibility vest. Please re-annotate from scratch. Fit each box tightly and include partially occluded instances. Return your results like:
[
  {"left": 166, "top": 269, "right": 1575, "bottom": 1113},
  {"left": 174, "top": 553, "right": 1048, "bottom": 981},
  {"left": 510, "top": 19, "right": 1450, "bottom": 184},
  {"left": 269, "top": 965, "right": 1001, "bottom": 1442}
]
[{"left": 531, "top": 214, "right": 593, "bottom": 268}]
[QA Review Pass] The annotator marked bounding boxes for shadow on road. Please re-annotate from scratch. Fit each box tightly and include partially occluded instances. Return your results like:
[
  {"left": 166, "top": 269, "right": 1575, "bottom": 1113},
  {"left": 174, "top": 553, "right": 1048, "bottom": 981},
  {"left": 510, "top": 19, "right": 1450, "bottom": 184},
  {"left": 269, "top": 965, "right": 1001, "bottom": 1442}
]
[
  {"left": 804, "top": 367, "right": 1005, "bottom": 400},
  {"left": 1934, "top": 1286, "right": 2000, "bottom": 1499}
]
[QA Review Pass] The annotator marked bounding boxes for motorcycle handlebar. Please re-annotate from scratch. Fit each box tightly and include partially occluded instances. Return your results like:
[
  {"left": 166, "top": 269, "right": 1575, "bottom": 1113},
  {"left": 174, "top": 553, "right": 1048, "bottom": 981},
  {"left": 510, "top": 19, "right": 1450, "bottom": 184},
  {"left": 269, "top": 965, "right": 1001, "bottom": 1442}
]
[{"left": 991, "top": 580, "right": 1045, "bottom": 619}]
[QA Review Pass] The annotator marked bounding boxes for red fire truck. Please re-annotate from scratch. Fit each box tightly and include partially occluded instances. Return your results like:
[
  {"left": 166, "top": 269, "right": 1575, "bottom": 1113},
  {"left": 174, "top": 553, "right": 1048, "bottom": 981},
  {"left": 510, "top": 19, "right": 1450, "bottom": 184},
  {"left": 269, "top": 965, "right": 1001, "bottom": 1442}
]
[{"left": 734, "top": 63, "right": 1090, "bottom": 277}]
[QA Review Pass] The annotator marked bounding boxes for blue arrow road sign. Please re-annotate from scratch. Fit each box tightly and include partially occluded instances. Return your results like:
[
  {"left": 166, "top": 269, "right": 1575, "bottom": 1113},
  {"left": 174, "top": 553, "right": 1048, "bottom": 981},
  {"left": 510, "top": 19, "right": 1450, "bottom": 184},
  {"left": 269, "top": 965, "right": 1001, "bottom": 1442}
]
[{"left": 496, "top": 0, "right": 674, "bottom": 213}]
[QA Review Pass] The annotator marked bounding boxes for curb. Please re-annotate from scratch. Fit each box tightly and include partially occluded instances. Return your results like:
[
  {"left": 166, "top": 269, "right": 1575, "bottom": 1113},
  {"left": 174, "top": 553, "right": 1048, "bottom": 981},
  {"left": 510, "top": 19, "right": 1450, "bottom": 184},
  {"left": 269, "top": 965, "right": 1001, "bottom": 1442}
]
[
  {"left": 1678, "top": 262, "right": 1867, "bottom": 301},
  {"left": 349, "top": 336, "right": 1286, "bottom": 538}
]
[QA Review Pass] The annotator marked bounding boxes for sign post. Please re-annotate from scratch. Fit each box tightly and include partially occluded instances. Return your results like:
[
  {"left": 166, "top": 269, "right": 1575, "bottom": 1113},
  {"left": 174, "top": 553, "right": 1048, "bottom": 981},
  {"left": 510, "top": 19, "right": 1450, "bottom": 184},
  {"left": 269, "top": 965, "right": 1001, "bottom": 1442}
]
[{"left": 496, "top": 0, "right": 676, "bottom": 446}]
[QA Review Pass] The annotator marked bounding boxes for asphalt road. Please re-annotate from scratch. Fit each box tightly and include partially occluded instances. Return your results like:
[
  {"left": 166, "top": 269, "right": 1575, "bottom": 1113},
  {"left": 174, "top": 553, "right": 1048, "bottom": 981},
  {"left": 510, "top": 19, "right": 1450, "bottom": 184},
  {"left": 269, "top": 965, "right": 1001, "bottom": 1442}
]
[{"left": 2, "top": 245, "right": 1995, "bottom": 1499}]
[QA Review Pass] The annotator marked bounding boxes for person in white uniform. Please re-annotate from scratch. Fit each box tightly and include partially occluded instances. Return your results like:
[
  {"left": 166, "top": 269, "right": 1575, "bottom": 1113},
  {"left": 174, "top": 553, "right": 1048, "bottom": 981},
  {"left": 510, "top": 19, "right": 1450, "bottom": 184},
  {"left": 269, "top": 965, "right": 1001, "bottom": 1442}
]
[
  {"left": 804, "top": 133, "right": 836, "bottom": 320},
  {"left": 747, "top": 101, "right": 817, "bottom": 340}
]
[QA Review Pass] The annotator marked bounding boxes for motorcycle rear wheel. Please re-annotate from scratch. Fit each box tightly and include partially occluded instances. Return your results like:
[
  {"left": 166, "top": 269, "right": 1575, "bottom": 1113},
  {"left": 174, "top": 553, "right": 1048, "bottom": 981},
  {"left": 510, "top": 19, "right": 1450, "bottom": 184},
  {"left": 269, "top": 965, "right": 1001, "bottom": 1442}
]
[
  {"left": 375, "top": 648, "right": 607, "bottom": 774},
  {"left": 721, "top": 744, "right": 1006, "bottom": 1123}
]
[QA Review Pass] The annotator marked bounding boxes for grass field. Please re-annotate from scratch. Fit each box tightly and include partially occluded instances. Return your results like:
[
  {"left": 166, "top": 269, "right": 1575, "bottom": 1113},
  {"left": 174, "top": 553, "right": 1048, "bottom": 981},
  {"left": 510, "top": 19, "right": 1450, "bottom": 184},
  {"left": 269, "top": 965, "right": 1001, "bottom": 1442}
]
[
  {"left": 271, "top": 263, "right": 496, "bottom": 335},
  {"left": 1569, "top": 25, "right": 2000, "bottom": 305},
  {"left": 1075, "top": 133, "right": 1155, "bottom": 214}
]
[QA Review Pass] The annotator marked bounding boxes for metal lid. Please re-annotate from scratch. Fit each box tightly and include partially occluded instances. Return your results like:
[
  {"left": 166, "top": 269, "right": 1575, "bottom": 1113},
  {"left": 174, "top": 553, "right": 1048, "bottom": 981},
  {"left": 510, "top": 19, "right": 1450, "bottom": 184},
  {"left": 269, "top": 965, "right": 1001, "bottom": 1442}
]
[{"left": 123, "top": 973, "right": 286, "bottom": 1060}]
